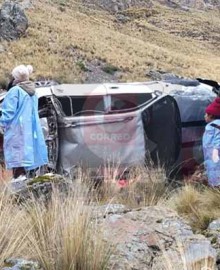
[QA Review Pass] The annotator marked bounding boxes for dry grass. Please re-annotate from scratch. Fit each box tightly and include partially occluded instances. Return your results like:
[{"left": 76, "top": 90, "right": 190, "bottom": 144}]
[
  {"left": 0, "top": 164, "right": 169, "bottom": 268},
  {"left": 0, "top": 164, "right": 220, "bottom": 268},
  {"left": 0, "top": 167, "right": 11, "bottom": 183},
  {"left": 0, "top": 180, "right": 110, "bottom": 269},
  {"left": 24, "top": 187, "right": 110, "bottom": 270},
  {"left": 0, "top": 0, "right": 219, "bottom": 85},
  {"left": 161, "top": 238, "right": 216, "bottom": 270},
  {"left": 0, "top": 182, "right": 30, "bottom": 266},
  {"left": 81, "top": 164, "right": 170, "bottom": 208},
  {"left": 168, "top": 183, "right": 220, "bottom": 232}
]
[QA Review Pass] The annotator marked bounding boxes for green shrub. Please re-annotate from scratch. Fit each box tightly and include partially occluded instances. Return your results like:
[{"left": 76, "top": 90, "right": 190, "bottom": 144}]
[
  {"left": 76, "top": 60, "right": 89, "bottom": 72},
  {"left": 101, "top": 64, "right": 119, "bottom": 75}
]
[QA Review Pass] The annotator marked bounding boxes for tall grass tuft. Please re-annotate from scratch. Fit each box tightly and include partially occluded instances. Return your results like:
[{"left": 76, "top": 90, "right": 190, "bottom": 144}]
[
  {"left": 0, "top": 184, "right": 28, "bottom": 266},
  {"left": 120, "top": 165, "right": 169, "bottom": 207},
  {"left": 23, "top": 186, "right": 110, "bottom": 270},
  {"left": 0, "top": 177, "right": 110, "bottom": 269},
  {"left": 169, "top": 184, "right": 220, "bottom": 232},
  {"left": 170, "top": 184, "right": 201, "bottom": 215},
  {"left": 90, "top": 164, "right": 170, "bottom": 208}
]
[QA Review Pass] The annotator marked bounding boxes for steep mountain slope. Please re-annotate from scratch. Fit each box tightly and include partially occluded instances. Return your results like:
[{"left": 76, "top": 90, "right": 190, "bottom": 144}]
[{"left": 0, "top": 0, "right": 219, "bottom": 84}]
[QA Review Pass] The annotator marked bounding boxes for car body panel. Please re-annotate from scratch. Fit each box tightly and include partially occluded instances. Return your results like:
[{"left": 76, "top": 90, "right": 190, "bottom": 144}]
[
  {"left": 52, "top": 84, "right": 181, "bottom": 175},
  {"left": 57, "top": 111, "right": 146, "bottom": 175},
  {"left": 0, "top": 78, "right": 219, "bottom": 177}
]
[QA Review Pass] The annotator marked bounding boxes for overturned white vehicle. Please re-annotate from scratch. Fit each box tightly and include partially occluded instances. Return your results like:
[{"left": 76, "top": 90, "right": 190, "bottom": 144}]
[{"left": 0, "top": 78, "right": 219, "bottom": 177}]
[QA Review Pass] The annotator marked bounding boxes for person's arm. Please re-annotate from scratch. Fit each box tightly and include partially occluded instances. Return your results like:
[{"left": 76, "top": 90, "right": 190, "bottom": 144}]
[
  {"left": 212, "top": 127, "right": 220, "bottom": 163},
  {"left": 0, "top": 88, "right": 18, "bottom": 128}
]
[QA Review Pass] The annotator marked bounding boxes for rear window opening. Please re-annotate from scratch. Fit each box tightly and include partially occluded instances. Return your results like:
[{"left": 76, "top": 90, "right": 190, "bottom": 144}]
[
  {"left": 57, "top": 96, "right": 105, "bottom": 116},
  {"left": 56, "top": 93, "right": 154, "bottom": 117},
  {"left": 110, "top": 93, "right": 153, "bottom": 111}
]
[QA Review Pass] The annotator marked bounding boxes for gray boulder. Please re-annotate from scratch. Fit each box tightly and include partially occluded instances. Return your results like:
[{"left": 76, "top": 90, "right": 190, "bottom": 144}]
[
  {"left": 8, "top": 173, "right": 70, "bottom": 204},
  {"left": 99, "top": 206, "right": 216, "bottom": 270},
  {"left": 0, "top": 1, "right": 28, "bottom": 41}
]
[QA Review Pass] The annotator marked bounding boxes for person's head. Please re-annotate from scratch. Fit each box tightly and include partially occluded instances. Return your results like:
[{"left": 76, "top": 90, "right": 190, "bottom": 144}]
[
  {"left": 205, "top": 97, "right": 220, "bottom": 123},
  {"left": 204, "top": 113, "right": 220, "bottom": 123},
  {"left": 11, "top": 65, "right": 33, "bottom": 83}
]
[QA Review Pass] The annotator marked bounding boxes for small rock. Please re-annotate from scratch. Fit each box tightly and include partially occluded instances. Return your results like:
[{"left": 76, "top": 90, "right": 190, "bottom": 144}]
[
  {"left": 19, "top": 0, "right": 33, "bottom": 10},
  {"left": 3, "top": 258, "right": 41, "bottom": 270},
  {"left": 183, "top": 238, "right": 216, "bottom": 269},
  {"left": 115, "top": 14, "right": 129, "bottom": 23},
  {"left": 146, "top": 70, "right": 181, "bottom": 81},
  {"left": 0, "top": 44, "right": 5, "bottom": 53},
  {"left": 208, "top": 219, "right": 220, "bottom": 231}
]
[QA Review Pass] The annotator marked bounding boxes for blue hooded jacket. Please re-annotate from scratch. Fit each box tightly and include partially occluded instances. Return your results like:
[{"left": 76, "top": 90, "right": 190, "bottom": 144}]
[
  {"left": 203, "top": 119, "right": 220, "bottom": 186},
  {"left": 0, "top": 81, "right": 48, "bottom": 170}
]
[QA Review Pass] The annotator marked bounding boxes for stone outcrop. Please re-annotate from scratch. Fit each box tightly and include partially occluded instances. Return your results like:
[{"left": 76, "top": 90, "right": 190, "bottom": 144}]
[
  {"left": 0, "top": 1, "right": 28, "bottom": 41},
  {"left": 157, "top": 0, "right": 220, "bottom": 9},
  {"left": 80, "top": 0, "right": 153, "bottom": 13},
  {"left": 98, "top": 206, "right": 216, "bottom": 269},
  {"left": 80, "top": 0, "right": 219, "bottom": 12},
  {"left": 206, "top": 219, "right": 220, "bottom": 270},
  {"left": 5, "top": 177, "right": 218, "bottom": 269},
  {"left": 9, "top": 173, "right": 69, "bottom": 203}
]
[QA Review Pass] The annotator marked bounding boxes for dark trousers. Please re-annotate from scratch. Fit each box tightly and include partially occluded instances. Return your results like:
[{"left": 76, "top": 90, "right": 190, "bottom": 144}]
[
  {"left": 12, "top": 167, "right": 26, "bottom": 178},
  {"left": 12, "top": 167, "right": 43, "bottom": 179}
]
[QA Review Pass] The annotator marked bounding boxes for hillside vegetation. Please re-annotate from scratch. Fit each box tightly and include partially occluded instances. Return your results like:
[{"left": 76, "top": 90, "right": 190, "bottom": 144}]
[{"left": 0, "top": 0, "right": 219, "bottom": 83}]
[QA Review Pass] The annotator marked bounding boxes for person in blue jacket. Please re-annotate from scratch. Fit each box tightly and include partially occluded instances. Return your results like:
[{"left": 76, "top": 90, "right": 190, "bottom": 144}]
[
  {"left": 0, "top": 64, "right": 48, "bottom": 183},
  {"left": 203, "top": 97, "right": 220, "bottom": 187}
]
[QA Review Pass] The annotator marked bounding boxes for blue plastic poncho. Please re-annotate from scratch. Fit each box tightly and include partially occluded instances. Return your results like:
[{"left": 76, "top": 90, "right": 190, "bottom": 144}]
[
  {"left": 0, "top": 83, "right": 48, "bottom": 170},
  {"left": 203, "top": 119, "right": 220, "bottom": 186}
]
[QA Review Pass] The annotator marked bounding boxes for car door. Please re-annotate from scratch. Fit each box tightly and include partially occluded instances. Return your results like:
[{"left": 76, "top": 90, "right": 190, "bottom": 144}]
[
  {"left": 141, "top": 96, "right": 182, "bottom": 172},
  {"left": 51, "top": 85, "right": 150, "bottom": 175}
]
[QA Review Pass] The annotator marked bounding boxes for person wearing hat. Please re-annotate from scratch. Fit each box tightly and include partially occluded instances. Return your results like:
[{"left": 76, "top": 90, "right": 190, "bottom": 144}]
[
  {"left": 203, "top": 97, "right": 220, "bottom": 187},
  {"left": 0, "top": 65, "right": 48, "bottom": 185}
]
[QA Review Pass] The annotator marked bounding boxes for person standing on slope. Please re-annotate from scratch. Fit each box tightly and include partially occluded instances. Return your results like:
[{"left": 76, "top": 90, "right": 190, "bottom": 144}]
[
  {"left": 0, "top": 64, "right": 48, "bottom": 183},
  {"left": 203, "top": 97, "right": 220, "bottom": 187}
]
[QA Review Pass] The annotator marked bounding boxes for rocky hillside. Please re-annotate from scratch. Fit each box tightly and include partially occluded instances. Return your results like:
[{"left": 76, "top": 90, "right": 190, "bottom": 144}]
[{"left": 0, "top": 0, "right": 219, "bottom": 84}]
